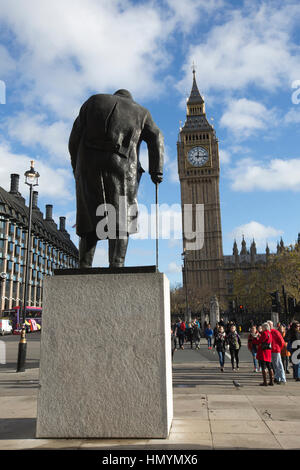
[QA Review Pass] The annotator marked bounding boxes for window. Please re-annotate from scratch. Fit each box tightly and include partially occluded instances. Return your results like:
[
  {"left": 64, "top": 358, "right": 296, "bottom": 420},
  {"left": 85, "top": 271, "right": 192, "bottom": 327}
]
[
  {"left": 9, "top": 223, "right": 15, "bottom": 235},
  {"left": 0, "top": 220, "right": 6, "bottom": 234}
]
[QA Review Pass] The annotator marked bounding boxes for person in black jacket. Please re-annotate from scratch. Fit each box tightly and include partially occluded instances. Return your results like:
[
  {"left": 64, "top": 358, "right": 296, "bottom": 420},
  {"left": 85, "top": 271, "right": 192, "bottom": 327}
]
[
  {"left": 227, "top": 324, "right": 242, "bottom": 370},
  {"left": 213, "top": 325, "right": 227, "bottom": 372},
  {"left": 287, "top": 322, "right": 300, "bottom": 381}
]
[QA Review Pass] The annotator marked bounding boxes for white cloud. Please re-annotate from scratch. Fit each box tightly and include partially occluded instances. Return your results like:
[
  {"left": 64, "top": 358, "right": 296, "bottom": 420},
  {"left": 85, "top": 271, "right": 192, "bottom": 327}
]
[
  {"left": 228, "top": 157, "right": 300, "bottom": 192},
  {"left": 0, "top": 0, "right": 175, "bottom": 118},
  {"left": 284, "top": 107, "right": 300, "bottom": 124},
  {"left": 220, "top": 98, "right": 276, "bottom": 137},
  {"left": 177, "top": 2, "right": 300, "bottom": 96},
  {"left": 4, "top": 113, "right": 70, "bottom": 163},
  {"left": 0, "top": 141, "right": 74, "bottom": 200},
  {"left": 167, "top": 261, "right": 182, "bottom": 273},
  {"left": 219, "top": 149, "right": 231, "bottom": 165},
  {"left": 93, "top": 243, "right": 109, "bottom": 268},
  {"left": 229, "top": 221, "right": 283, "bottom": 250},
  {"left": 166, "top": 0, "right": 224, "bottom": 33}
]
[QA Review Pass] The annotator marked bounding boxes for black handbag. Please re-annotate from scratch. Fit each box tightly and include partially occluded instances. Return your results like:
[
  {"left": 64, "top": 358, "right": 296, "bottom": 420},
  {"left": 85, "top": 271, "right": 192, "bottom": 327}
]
[{"left": 261, "top": 332, "right": 272, "bottom": 350}]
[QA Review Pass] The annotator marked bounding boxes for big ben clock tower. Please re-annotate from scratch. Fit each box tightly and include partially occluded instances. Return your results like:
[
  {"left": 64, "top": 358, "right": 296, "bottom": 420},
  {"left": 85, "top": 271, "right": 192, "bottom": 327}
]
[{"left": 177, "top": 69, "right": 225, "bottom": 306}]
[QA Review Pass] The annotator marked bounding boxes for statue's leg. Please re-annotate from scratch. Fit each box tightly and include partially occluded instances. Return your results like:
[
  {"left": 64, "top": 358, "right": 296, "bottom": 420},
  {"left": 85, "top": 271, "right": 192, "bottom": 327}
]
[
  {"left": 79, "top": 231, "right": 98, "bottom": 268},
  {"left": 109, "top": 237, "right": 128, "bottom": 268}
]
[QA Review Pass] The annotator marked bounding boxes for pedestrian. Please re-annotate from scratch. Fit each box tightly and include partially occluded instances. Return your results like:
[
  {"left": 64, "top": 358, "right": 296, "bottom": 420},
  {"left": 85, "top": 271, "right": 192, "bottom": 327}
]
[
  {"left": 257, "top": 325, "right": 263, "bottom": 335},
  {"left": 186, "top": 322, "right": 193, "bottom": 349},
  {"left": 171, "top": 328, "right": 176, "bottom": 361},
  {"left": 227, "top": 324, "right": 242, "bottom": 371},
  {"left": 178, "top": 319, "right": 186, "bottom": 350},
  {"left": 253, "top": 322, "right": 274, "bottom": 386},
  {"left": 213, "top": 325, "right": 227, "bottom": 372},
  {"left": 278, "top": 324, "right": 290, "bottom": 375},
  {"left": 268, "top": 320, "right": 286, "bottom": 385},
  {"left": 192, "top": 321, "right": 201, "bottom": 350},
  {"left": 205, "top": 323, "right": 214, "bottom": 350},
  {"left": 248, "top": 325, "right": 260, "bottom": 372},
  {"left": 287, "top": 322, "right": 300, "bottom": 381}
]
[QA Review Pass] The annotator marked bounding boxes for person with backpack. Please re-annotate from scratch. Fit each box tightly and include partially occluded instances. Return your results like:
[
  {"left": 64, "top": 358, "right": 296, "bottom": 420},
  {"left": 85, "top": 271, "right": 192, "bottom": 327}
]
[
  {"left": 253, "top": 322, "right": 274, "bottom": 386},
  {"left": 178, "top": 319, "right": 186, "bottom": 350},
  {"left": 227, "top": 324, "right": 242, "bottom": 371},
  {"left": 213, "top": 325, "right": 227, "bottom": 372}
]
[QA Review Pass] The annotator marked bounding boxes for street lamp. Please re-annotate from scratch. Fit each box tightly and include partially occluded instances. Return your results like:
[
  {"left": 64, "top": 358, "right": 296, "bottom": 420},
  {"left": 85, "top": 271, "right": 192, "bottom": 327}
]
[
  {"left": 17, "top": 160, "right": 39, "bottom": 373},
  {"left": 181, "top": 249, "right": 190, "bottom": 323},
  {"left": 0, "top": 272, "right": 7, "bottom": 313}
]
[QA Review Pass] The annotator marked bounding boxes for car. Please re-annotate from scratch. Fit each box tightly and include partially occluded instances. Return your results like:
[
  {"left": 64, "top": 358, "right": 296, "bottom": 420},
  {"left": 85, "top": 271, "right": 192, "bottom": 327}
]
[{"left": 0, "top": 318, "right": 13, "bottom": 336}]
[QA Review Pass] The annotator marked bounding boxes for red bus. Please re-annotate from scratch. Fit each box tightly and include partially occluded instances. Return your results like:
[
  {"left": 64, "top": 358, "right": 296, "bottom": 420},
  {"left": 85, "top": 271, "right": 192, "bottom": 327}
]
[{"left": 1, "top": 306, "right": 42, "bottom": 333}]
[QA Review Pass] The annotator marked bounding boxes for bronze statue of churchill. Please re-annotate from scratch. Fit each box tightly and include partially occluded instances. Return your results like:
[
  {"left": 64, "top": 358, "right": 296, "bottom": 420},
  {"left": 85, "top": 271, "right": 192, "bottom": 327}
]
[{"left": 69, "top": 89, "right": 164, "bottom": 268}]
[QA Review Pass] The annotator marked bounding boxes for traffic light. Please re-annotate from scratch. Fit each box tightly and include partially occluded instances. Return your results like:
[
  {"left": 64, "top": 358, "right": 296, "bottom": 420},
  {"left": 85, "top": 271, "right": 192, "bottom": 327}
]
[
  {"left": 270, "top": 291, "right": 280, "bottom": 313},
  {"left": 239, "top": 305, "right": 244, "bottom": 314}
]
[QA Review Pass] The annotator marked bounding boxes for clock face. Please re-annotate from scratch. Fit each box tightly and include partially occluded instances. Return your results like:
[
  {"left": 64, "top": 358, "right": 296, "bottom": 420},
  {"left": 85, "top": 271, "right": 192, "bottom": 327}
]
[{"left": 187, "top": 146, "right": 209, "bottom": 167}]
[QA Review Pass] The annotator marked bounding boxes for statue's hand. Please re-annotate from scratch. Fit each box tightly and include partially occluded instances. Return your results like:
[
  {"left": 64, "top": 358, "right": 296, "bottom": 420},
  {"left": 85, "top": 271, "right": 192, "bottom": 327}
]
[{"left": 150, "top": 173, "right": 163, "bottom": 184}]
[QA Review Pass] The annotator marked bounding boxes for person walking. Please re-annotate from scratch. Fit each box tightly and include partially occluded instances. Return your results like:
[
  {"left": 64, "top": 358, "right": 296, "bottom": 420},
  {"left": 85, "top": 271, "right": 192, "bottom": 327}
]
[
  {"left": 178, "top": 319, "right": 186, "bottom": 350},
  {"left": 192, "top": 321, "right": 201, "bottom": 350},
  {"left": 213, "top": 325, "right": 227, "bottom": 372},
  {"left": 253, "top": 322, "right": 274, "bottom": 386},
  {"left": 287, "top": 322, "right": 300, "bottom": 381},
  {"left": 171, "top": 328, "right": 176, "bottom": 361},
  {"left": 186, "top": 322, "right": 193, "bottom": 349},
  {"left": 268, "top": 320, "right": 286, "bottom": 385},
  {"left": 205, "top": 323, "right": 214, "bottom": 350},
  {"left": 227, "top": 324, "right": 242, "bottom": 371},
  {"left": 248, "top": 325, "right": 260, "bottom": 372},
  {"left": 278, "top": 324, "right": 290, "bottom": 375}
]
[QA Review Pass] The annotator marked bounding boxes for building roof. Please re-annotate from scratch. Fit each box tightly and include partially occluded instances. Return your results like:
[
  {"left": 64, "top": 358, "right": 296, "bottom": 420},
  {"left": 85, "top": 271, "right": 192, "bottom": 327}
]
[
  {"left": 0, "top": 185, "right": 78, "bottom": 258},
  {"left": 187, "top": 70, "right": 204, "bottom": 106}
]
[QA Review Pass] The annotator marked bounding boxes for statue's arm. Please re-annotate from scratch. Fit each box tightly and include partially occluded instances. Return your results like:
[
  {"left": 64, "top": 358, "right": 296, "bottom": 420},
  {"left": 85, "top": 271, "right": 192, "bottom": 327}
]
[
  {"left": 68, "top": 101, "right": 88, "bottom": 174},
  {"left": 68, "top": 117, "right": 81, "bottom": 174},
  {"left": 141, "top": 112, "right": 164, "bottom": 183}
]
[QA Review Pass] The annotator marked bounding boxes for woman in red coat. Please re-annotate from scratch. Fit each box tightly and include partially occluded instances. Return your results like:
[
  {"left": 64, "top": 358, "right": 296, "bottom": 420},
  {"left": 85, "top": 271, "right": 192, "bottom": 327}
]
[{"left": 253, "top": 323, "right": 274, "bottom": 386}]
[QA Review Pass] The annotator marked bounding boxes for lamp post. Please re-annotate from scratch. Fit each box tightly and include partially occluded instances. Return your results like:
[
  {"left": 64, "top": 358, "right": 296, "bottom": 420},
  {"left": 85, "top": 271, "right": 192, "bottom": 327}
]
[
  {"left": 181, "top": 249, "right": 190, "bottom": 323},
  {"left": 16, "top": 161, "right": 39, "bottom": 373},
  {"left": 0, "top": 272, "right": 7, "bottom": 313}
]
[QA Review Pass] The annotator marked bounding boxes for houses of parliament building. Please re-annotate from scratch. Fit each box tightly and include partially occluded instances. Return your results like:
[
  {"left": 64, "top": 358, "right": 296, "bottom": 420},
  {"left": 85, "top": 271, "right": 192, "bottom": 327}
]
[{"left": 177, "top": 70, "right": 289, "bottom": 309}]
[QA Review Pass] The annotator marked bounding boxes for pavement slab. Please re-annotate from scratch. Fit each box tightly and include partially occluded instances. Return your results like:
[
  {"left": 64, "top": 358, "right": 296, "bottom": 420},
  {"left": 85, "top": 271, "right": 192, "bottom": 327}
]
[{"left": 1, "top": 360, "right": 300, "bottom": 450}]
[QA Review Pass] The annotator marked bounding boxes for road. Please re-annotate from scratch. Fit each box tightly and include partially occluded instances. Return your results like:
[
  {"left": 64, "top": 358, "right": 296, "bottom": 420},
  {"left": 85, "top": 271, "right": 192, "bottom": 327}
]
[
  {"left": 0, "top": 332, "right": 253, "bottom": 373},
  {"left": 0, "top": 332, "right": 41, "bottom": 371},
  {"left": 173, "top": 336, "right": 253, "bottom": 366}
]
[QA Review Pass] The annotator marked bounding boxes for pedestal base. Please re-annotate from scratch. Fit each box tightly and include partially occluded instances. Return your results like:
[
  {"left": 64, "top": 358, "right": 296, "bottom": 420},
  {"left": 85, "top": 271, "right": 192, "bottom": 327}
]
[{"left": 36, "top": 271, "right": 173, "bottom": 438}]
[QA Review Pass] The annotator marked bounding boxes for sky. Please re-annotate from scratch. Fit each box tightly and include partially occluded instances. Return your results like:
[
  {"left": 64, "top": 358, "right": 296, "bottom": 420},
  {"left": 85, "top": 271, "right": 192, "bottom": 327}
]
[{"left": 0, "top": 0, "right": 300, "bottom": 287}]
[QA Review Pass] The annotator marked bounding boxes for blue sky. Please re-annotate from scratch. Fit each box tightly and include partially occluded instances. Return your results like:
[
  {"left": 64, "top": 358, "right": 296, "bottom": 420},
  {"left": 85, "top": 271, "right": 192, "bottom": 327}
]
[{"left": 0, "top": 0, "right": 300, "bottom": 286}]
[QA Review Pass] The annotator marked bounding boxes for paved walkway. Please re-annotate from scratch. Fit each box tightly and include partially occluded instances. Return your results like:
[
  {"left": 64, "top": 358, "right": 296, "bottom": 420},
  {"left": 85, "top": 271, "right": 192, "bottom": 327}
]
[{"left": 1, "top": 360, "right": 300, "bottom": 450}]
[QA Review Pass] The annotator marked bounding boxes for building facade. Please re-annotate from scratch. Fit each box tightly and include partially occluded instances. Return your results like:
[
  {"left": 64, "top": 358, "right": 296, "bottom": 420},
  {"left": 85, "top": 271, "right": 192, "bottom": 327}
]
[
  {"left": 177, "top": 72, "right": 287, "bottom": 309},
  {"left": 177, "top": 70, "right": 225, "bottom": 305},
  {"left": 0, "top": 173, "right": 78, "bottom": 311}
]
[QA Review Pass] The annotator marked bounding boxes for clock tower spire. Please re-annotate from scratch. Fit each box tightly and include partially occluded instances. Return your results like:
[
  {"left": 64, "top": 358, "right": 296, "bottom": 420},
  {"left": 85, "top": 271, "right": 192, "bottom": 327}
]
[{"left": 177, "top": 69, "right": 225, "bottom": 310}]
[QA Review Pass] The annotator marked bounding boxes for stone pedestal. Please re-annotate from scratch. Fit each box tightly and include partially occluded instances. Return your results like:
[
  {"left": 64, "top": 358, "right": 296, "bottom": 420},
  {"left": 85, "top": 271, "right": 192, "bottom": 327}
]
[{"left": 36, "top": 270, "right": 173, "bottom": 439}]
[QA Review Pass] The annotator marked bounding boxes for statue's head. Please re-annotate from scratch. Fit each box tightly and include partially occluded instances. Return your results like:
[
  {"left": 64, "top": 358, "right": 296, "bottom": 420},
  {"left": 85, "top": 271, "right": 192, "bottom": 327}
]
[{"left": 114, "top": 89, "right": 133, "bottom": 100}]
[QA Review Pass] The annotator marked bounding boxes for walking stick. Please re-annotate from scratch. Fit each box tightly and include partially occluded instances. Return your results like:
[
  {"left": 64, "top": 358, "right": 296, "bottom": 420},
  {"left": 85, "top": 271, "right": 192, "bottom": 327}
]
[{"left": 155, "top": 182, "right": 159, "bottom": 270}]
